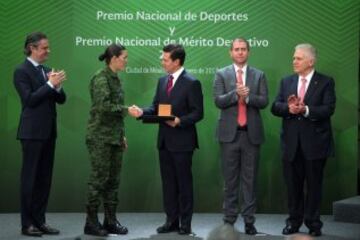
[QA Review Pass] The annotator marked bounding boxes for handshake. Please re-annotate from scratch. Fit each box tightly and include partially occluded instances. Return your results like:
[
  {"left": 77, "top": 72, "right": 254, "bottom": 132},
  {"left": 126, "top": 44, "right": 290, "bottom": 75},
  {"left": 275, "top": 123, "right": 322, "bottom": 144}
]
[
  {"left": 287, "top": 94, "right": 306, "bottom": 115},
  {"left": 128, "top": 105, "right": 143, "bottom": 118},
  {"left": 127, "top": 104, "right": 181, "bottom": 127}
]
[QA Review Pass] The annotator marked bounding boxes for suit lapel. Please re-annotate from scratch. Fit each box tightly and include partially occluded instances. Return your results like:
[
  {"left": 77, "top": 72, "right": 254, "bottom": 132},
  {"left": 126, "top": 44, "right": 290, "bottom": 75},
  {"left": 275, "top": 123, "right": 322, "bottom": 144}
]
[
  {"left": 25, "top": 59, "right": 46, "bottom": 84},
  {"left": 304, "top": 71, "right": 319, "bottom": 103},
  {"left": 171, "top": 70, "right": 185, "bottom": 95},
  {"left": 290, "top": 75, "right": 298, "bottom": 96},
  {"left": 156, "top": 76, "right": 169, "bottom": 104},
  {"left": 160, "top": 70, "right": 184, "bottom": 101},
  {"left": 227, "top": 65, "right": 236, "bottom": 89},
  {"left": 246, "top": 66, "right": 258, "bottom": 91}
]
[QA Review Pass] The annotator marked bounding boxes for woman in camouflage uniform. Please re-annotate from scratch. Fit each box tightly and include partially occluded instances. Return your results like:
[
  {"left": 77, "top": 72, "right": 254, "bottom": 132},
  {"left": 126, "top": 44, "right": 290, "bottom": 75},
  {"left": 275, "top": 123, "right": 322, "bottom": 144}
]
[{"left": 84, "top": 44, "right": 129, "bottom": 236}]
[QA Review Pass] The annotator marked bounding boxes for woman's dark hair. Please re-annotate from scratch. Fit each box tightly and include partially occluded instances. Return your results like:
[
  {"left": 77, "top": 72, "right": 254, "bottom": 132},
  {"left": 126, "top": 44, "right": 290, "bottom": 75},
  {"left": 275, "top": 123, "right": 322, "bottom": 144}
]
[
  {"left": 24, "top": 32, "right": 47, "bottom": 56},
  {"left": 99, "top": 43, "right": 126, "bottom": 64}
]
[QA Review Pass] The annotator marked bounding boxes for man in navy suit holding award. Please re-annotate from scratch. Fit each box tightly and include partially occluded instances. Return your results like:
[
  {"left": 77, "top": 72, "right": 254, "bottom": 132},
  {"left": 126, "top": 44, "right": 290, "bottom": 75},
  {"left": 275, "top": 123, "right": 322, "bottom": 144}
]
[
  {"left": 129, "top": 44, "right": 203, "bottom": 235},
  {"left": 271, "top": 43, "right": 336, "bottom": 237},
  {"left": 13, "top": 32, "right": 66, "bottom": 237}
]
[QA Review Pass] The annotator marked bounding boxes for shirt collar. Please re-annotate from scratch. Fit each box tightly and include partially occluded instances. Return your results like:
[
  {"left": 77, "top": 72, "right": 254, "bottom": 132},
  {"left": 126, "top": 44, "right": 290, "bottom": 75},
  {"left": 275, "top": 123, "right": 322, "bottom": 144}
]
[
  {"left": 299, "top": 69, "right": 315, "bottom": 82},
  {"left": 27, "top": 57, "right": 40, "bottom": 67},
  {"left": 233, "top": 64, "right": 247, "bottom": 76},
  {"left": 169, "top": 66, "right": 184, "bottom": 83}
]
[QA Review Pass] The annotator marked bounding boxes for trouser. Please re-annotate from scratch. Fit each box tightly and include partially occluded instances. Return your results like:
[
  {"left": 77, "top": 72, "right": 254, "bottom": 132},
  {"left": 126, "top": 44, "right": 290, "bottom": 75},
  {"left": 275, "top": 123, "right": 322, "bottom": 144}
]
[
  {"left": 221, "top": 130, "right": 259, "bottom": 224},
  {"left": 20, "top": 138, "right": 56, "bottom": 228},
  {"left": 159, "top": 148, "right": 194, "bottom": 227},
  {"left": 86, "top": 140, "right": 123, "bottom": 208},
  {"left": 283, "top": 146, "right": 326, "bottom": 230}
]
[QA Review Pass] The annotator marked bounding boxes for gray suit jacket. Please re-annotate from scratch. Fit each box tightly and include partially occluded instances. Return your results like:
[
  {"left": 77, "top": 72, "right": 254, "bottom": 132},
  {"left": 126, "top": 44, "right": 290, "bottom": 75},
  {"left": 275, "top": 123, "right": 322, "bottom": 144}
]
[{"left": 213, "top": 64, "right": 268, "bottom": 145}]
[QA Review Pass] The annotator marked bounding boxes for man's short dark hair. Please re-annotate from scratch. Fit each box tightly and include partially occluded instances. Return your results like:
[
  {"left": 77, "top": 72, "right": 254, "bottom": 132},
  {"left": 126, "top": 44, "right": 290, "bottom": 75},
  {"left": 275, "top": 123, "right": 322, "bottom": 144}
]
[
  {"left": 163, "top": 44, "right": 186, "bottom": 65},
  {"left": 24, "top": 32, "right": 47, "bottom": 56},
  {"left": 230, "top": 37, "right": 250, "bottom": 51}
]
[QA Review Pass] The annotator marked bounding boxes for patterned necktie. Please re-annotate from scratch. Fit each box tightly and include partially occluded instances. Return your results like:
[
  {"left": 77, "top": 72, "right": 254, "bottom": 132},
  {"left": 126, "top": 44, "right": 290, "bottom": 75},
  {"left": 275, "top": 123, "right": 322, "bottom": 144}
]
[
  {"left": 298, "top": 78, "right": 307, "bottom": 103},
  {"left": 166, "top": 74, "right": 174, "bottom": 96},
  {"left": 237, "top": 69, "right": 247, "bottom": 126}
]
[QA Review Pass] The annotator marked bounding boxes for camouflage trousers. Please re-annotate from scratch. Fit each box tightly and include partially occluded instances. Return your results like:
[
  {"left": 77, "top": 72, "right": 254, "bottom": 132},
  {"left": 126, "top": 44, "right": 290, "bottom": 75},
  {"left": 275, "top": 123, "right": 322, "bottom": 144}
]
[{"left": 86, "top": 140, "right": 123, "bottom": 208}]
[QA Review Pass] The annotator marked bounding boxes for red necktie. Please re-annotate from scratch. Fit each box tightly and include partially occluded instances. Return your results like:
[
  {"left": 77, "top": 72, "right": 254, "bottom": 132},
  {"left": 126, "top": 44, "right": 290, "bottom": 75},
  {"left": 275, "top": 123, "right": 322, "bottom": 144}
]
[
  {"left": 166, "top": 74, "right": 174, "bottom": 96},
  {"left": 298, "top": 78, "right": 307, "bottom": 103},
  {"left": 237, "top": 69, "right": 247, "bottom": 126}
]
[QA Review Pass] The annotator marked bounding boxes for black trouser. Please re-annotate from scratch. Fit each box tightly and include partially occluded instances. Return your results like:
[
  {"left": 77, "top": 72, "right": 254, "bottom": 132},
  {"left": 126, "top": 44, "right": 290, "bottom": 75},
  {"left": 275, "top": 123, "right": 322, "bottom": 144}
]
[
  {"left": 159, "top": 148, "right": 193, "bottom": 228},
  {"left": 283, "top": 147, "right": 326, "bottom": 230},
  {"left": 20, "top": 138, "right": 56, "bottom": 228}
]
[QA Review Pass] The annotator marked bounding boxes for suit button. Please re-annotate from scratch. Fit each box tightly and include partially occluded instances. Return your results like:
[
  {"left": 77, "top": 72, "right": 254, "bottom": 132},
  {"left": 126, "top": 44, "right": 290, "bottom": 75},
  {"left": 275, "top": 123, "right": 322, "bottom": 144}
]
[{"left": 297, "top": 117, "right": 301, "bottom": 120}]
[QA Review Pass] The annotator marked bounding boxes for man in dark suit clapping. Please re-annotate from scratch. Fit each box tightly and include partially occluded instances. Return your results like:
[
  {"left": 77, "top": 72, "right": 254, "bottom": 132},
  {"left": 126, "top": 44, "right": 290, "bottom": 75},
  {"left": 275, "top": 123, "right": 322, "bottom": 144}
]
[
  {"left": 13, "top": 32, "right": 66, "bottom": 237},
  {"left": 271, "top": 43, "right": 336, "bottom": 237}
]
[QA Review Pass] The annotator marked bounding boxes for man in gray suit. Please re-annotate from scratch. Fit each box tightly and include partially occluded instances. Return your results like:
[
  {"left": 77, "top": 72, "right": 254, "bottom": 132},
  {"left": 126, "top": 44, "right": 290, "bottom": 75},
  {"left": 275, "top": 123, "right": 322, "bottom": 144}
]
[{"left": 213, "top": 38, "right": 268, "bottom": 235}]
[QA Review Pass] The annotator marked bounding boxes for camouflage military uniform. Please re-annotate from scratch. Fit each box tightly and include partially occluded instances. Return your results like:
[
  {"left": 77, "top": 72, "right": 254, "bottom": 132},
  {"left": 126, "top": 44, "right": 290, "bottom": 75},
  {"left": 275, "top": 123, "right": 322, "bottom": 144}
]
[{"left": 86, "top": 67, "right": 127, "bottom": 209}]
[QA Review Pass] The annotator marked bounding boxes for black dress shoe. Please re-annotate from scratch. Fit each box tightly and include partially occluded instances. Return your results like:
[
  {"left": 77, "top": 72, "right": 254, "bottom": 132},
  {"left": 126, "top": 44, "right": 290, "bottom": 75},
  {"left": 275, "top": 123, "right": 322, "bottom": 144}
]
[
  {"left": 38, "top": 223, "right": 60, "bottom": 235},
  {"left": 282, "top": 225, "right": 299, "bottom": 235},
  {"left": 156, "top": 221, "right": 179, "bottom": 233},
  {"left": 245, "top": 223, "right": 257, "bottom": 235},
  {"left": 22, "top": 225, "right": 43, "bottom": 237},
  {"left": 309, "top": 229, "right": 322, "bottom": 237},
  {"left": 178, "top": 225, "right": 191, "bottom": 235}
]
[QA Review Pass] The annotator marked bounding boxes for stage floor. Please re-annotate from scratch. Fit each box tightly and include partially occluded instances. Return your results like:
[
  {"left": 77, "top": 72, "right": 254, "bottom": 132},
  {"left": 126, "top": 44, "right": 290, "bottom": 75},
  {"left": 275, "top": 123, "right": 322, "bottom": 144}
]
[{"left": 0, "top": 213, "right": 359, "bottom": 240}]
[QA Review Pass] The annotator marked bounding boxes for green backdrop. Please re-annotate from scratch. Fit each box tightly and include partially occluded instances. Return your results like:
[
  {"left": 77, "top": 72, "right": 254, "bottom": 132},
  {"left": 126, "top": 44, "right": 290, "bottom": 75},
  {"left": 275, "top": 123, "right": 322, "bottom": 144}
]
[{"left": 1, "top": 0, "right": 358, "bottom": 214}]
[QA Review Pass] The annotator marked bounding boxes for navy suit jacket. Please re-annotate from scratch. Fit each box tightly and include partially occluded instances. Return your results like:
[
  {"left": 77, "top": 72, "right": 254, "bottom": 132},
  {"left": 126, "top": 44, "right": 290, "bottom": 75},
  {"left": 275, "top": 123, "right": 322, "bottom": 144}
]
[
  {"left": 271, "top": 71, "right": 336, "bottom": 161},
  {"left": 13, "top": 59, "right": 66, "bottom": 140},
  {"left": 143, "top": 69, "right": 203, "bottom": 152}
]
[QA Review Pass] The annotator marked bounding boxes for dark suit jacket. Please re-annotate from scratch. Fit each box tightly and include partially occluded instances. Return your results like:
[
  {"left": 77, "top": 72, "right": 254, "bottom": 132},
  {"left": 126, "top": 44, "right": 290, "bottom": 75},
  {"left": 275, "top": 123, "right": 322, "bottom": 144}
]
[
  {"left": 143, "top": 69, "right": 203, "bottom": 152},
  {"left": 213, "top": 65, "right": 269, "bottom": 145},
  {"left": 271, "top": 71, "right": 336, "bottom": 161},
  {"left": 13, "top": 59, "right": 66, "bottom": 140}
]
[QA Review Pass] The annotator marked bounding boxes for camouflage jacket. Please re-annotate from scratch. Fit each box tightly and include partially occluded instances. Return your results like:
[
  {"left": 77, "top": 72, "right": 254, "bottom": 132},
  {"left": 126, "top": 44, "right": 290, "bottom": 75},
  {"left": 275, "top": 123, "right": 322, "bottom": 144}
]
[{"left": 86, "top": 67, "right": 126, "bottom": 145}]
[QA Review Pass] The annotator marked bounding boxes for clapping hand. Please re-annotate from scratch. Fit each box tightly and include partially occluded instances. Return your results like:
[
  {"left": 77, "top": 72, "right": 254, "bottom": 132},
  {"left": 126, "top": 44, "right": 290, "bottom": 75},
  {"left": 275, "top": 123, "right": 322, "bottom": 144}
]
[
  {"left": 48, "top": 69, "right": 66, "bottom": 89},
  {"left": 236, "top": 82, "right": 249, "bottom": 101},
  {"left": 287, "top": 94, "right": 305, "bottom": 115}
]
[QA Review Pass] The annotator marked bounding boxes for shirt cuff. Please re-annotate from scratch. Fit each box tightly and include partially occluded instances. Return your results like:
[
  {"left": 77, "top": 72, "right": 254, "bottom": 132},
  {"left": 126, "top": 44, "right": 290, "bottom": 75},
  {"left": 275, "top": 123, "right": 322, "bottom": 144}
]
[
  {"left": 47, "top": 81, "right": 54, "bottom": 89},
  {"left": 47, "top": 81, "right": 62, "bottom": 92},
  {"left": 303, "top": 105, "right": 309, "bottom": 117},
  {"left": 56, "top": 86, "right": 62, "bottom": 92}
]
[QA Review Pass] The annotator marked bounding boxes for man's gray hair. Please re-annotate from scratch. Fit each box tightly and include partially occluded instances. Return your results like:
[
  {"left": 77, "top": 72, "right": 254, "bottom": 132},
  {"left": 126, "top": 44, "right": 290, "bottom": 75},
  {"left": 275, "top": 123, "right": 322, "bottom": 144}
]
[{"left": 295, "top": 43, "right": 317, "bottom": 61}]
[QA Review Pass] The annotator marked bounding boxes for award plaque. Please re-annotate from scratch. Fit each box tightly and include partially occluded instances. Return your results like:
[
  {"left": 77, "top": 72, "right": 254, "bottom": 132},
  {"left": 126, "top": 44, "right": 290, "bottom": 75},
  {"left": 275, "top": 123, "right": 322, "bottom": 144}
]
[{"left": 142, "top": 104, "right": 175, "bottom": 123}]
